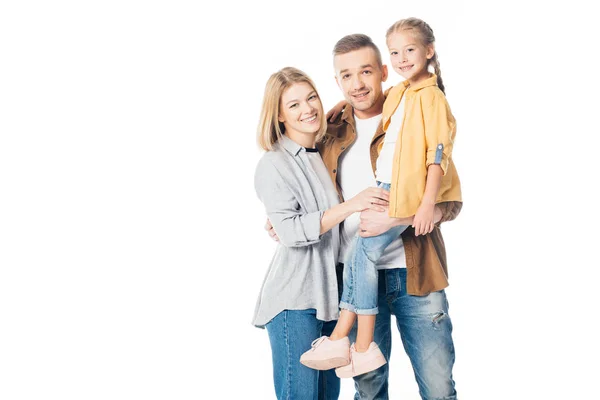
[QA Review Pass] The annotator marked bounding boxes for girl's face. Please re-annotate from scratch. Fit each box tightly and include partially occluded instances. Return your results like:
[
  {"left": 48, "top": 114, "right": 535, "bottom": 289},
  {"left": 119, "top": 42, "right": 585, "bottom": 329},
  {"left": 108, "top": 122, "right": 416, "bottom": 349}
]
[
  {"left": 387, "top": 30, "right": 434, "bottom": 85},
  {"left": 278, "top": 82, "right": 323, "bottom": 141}
]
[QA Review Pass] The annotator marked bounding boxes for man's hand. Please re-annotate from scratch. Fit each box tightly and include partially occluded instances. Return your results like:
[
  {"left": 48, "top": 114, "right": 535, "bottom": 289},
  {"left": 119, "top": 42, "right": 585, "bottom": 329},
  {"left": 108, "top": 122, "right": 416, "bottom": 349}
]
[
  {"left": 264, "top": 219, "right": 279, "bottom": 242},
  {"left": 359, "top": 208, "right": 404, "bottom": 237},
  {"left": 359, "top": 206, "right": 443, "bottom": 237}
]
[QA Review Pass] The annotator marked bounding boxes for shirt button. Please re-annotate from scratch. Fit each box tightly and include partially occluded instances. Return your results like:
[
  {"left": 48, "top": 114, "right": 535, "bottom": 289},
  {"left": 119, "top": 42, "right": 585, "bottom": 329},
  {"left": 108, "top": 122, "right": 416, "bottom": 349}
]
[
  {"left": 438, "top": 145, "right": 443, "bottom": 149},
  {"left": 333, "top": 169, "right": 337, "bottom": 173}
]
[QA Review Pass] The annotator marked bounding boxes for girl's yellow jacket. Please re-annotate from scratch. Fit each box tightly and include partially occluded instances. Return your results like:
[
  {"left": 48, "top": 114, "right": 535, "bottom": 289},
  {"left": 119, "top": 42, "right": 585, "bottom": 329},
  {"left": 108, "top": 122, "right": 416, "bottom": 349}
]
[{"left": 379, "top": 74, "right": 462, "bottom": 218}]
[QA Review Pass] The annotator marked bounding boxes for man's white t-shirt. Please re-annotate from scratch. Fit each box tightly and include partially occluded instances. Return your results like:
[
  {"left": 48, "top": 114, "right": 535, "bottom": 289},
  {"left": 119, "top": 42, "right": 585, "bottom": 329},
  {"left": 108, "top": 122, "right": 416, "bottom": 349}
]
[{"left": 337, "top": 113, "right": 406, "bottom": 269}]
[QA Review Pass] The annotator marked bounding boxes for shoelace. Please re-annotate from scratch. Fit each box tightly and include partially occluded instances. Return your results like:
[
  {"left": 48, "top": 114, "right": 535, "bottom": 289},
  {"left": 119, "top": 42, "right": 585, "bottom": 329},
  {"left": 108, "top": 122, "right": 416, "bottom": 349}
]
[{"left": 309, "top": 336, "right": 326, "bottom": 351}]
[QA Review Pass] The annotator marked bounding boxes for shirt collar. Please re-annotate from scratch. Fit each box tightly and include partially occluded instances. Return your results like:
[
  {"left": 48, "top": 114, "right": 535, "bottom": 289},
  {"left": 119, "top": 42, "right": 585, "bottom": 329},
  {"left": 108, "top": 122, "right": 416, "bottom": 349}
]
[
  {"left": 402, "top": 73, "right": 438, "bottom": 92},
  {"left": 280, "top": 135, "right": 304, "bottom": 156}
]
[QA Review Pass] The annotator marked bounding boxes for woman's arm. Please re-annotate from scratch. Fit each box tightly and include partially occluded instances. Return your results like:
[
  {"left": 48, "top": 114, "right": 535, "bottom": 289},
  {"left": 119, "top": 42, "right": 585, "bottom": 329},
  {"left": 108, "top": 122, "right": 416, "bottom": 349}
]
[
  {"left": 320, "top": 187, "right": 389, "bottom": 234},
  {"left": 255, "top": 158, "right": 388, "bottom": 247}
]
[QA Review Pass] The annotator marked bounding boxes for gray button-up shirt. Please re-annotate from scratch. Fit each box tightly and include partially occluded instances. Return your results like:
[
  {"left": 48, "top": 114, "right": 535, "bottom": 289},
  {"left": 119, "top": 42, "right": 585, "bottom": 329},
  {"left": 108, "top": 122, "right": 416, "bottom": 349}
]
[{"left": 252, "top": 136, "right": 340, "bottom": 328}]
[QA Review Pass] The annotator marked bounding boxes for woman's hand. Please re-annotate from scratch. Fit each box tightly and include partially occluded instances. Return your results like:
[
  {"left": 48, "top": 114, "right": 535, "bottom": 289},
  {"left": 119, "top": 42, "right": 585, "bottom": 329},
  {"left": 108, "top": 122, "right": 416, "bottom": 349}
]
[
  {"left": 348, "top": 187, "right": 389, "bottom": 213},
  {"left": 326, "top": 100, "right": 347, "bottom": 122},
  {"left": 413, "top": 203, "right": 435, "bottom": 236},
  {"left": 264, "top": 219, "right": 279, "bottom": 242}
]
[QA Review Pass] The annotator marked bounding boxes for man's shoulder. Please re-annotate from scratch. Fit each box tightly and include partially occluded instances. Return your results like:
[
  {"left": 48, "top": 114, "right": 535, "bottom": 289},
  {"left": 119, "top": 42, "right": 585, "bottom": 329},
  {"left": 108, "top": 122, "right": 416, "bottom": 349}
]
[{"left": 321, "top": 110, "right": 351, "bottom": 143}]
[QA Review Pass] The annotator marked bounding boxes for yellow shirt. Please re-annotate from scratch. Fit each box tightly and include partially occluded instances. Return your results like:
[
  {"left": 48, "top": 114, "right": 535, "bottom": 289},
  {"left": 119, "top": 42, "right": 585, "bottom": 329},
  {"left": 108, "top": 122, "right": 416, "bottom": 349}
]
[{"left": 381, "top": 74, "right": 462, "bottom": 218}]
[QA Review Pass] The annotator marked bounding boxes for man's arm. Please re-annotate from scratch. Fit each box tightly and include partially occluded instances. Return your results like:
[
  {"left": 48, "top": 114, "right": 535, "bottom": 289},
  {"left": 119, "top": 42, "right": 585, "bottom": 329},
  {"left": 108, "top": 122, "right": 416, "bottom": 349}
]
[
  {"left": 436, "top": 201, "right": 463, "bottom": 223},
  {"left": 358, "top": 206, "right": 443, "bottom": 238}
]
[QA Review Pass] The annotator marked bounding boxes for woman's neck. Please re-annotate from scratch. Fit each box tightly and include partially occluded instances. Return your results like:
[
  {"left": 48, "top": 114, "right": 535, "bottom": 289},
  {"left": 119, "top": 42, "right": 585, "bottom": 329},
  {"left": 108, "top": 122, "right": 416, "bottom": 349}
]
[{"left": 285, "top": 131, "right": 316, "bottom": 149}]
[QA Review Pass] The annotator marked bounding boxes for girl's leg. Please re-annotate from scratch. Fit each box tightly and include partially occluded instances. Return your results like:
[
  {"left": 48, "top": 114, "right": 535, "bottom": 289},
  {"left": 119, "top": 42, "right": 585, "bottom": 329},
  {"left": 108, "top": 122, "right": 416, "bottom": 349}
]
[
  {"left": 341, "top": 225, "right": 407, "bottom": 344},
  {"left": 356, "top": 315, "right": 376, "bottom": 352},
  {"left": 334, "top": 225, "right": 407, "bottom": 379},
  {"left": 330, "top": 309, "right": 356, "bottom": 340}
]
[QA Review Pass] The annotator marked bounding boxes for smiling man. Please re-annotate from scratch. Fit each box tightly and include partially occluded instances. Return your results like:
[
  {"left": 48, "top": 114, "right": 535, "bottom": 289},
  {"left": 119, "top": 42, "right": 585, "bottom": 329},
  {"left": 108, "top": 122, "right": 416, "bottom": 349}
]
[{"left": 319, "top": 34, "right": 461, "bottom": 400}]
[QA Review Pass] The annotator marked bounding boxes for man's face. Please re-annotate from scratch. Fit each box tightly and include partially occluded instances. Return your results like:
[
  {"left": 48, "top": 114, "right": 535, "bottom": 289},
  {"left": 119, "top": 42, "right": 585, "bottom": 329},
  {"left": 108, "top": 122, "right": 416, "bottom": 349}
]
[{"left": 333, "top": 47, "right": 388, "bottom": 118}]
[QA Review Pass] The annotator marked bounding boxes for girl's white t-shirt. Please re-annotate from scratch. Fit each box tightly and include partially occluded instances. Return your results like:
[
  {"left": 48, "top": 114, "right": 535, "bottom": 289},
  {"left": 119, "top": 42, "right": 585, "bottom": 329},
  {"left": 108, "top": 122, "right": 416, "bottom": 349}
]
[{"left": 376, "top": 94, "right": 406, "bottom": 184}]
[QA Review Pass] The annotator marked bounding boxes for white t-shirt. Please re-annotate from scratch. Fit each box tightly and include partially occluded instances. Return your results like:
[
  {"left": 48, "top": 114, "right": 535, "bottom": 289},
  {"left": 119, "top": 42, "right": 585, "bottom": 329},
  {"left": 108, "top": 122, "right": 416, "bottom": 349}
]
[
  {"left": 376, "top": 95, "right": 405, "bottom": 184},
  {"left": 338, "top": 114, "right": 406, "bottom": 269}
]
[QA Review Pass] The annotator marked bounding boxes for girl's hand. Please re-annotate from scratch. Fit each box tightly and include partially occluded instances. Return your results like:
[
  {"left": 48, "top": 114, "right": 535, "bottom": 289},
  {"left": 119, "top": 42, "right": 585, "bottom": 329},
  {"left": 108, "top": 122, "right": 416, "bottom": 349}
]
[
  {"left": 348, "top": 187, "right": 389, "bottom": 213},
  {"left": 413, "top": 203, "right": 435, "bottom": 236},
  {"left": 326, "top": 100, "right": 347, "bottom": 122}
]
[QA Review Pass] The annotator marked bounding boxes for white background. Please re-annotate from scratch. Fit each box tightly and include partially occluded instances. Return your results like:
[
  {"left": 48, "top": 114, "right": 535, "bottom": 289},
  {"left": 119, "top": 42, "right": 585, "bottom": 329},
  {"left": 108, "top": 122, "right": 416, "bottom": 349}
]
[{"left": 1, "top": 1, "right": 598, "bottom": 399}]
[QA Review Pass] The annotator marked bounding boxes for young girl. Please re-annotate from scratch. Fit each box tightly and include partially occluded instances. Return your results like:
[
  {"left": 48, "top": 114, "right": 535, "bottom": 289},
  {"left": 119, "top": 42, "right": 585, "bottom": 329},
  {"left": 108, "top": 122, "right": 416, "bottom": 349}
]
[{"left": 300, "top": 18, "right": 462, "bottom": 378}]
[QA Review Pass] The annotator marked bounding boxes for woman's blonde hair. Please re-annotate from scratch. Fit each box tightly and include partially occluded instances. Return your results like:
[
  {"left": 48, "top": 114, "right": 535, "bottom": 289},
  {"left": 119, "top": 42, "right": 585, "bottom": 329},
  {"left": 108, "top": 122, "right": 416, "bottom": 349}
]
[
  {"left": 257, "top": 67, "right": 327, "bottom": 151},
  {"left": 386, "top": 17, "right": 446, "bottom": 94}
]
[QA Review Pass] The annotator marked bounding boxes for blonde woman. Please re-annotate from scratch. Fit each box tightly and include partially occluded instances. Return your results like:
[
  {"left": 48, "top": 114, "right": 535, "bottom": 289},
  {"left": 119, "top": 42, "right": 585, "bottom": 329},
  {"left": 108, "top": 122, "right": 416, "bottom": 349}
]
[{"left": 252, "top": 67, "right": 388, "bottom": 400}]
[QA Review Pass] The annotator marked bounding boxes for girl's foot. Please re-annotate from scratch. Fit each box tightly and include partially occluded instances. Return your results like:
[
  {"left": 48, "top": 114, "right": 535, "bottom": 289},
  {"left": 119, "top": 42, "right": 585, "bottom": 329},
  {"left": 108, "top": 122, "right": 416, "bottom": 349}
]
[
  {"left": 335, "top": 342, "right": 386, "bottom": 378},
  {"left": 300, "top": 336, "right": 350, "bottom": 370}
]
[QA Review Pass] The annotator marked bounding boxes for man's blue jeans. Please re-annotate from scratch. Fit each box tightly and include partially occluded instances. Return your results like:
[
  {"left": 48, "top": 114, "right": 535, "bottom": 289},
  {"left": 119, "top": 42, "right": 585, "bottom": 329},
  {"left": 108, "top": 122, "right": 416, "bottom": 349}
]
[
  {"left": 340, "top": 182, "right": 408, "bottom": 315},
  {"left": 350, "top": 268, "right": 457, "bottom": 400},
  {"left": 266, "top": 309, "right": 339, "bottom": 400}
]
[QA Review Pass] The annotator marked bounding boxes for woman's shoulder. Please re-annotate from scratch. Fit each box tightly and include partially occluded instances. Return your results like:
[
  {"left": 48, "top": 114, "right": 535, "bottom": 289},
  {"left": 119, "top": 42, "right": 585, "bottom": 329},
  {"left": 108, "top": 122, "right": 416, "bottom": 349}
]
[
  {"left": 255, "top": 145, "right": 295, "bottom": 177},
  {"left": 256, "top": 145, "right": 290, "bottom": 166}
]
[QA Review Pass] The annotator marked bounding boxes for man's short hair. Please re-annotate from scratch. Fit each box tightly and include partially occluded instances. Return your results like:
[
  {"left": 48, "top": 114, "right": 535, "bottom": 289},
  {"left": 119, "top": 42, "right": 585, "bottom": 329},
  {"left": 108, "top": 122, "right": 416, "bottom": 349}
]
[{"left": 332, "top": 34, "right": 383, "bottom": 67}]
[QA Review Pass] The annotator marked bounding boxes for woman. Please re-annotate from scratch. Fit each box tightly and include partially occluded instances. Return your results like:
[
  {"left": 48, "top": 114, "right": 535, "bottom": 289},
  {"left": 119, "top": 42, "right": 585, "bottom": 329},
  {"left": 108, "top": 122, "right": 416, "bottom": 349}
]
[{"left": 252, "top": 67, "right": 389, "bottom": 400}]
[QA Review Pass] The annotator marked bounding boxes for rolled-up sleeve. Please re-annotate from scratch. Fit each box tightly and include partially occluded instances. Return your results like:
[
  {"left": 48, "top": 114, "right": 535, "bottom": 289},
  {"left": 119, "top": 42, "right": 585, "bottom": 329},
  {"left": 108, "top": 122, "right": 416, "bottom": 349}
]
[
  {"left": 254, "top": 159, "right": 322, "bottom": 247},
  {"left": 423, "top": 91, "right": 456, "bottom": 175}
]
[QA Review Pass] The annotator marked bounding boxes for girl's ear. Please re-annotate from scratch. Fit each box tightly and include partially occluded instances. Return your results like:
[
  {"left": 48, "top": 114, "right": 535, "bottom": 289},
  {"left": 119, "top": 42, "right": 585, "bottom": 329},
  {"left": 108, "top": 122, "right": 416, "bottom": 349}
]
[{"left": 426, "top": 45, "right": 435, "bottom": 60}]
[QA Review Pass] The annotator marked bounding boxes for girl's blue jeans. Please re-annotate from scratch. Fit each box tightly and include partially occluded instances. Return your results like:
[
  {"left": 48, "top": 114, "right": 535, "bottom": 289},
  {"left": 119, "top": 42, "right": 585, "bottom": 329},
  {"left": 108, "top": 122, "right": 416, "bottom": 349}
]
[{"left": 340, "top": 181, "right": 408, "bottom": 315}]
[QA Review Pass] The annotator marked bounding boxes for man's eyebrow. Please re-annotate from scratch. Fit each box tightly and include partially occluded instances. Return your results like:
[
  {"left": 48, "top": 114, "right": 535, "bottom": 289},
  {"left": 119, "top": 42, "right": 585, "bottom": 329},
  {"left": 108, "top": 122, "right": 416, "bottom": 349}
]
[{"left": 339, "top": 64, "right": 374, "bottom": 74}]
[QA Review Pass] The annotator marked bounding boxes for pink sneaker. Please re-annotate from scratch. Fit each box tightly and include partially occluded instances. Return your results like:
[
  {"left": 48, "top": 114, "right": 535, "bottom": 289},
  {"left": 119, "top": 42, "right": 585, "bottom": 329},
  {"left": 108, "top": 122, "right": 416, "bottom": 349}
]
[
  {"left": 335, "top": 342, "right": 387, "bottom": 378},
  {"left": 300, "top": 336, "right": 350, "bottom": 370}
]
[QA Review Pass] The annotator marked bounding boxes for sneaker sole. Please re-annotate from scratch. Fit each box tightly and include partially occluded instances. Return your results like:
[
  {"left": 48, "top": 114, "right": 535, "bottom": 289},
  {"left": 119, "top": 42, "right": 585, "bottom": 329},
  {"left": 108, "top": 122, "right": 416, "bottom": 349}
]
[
  {"left": 300, "top": 357, "right": 350, "bottom": 370},
  {"left": 335, "top": 355, "right": 387, "bottom": 378}
]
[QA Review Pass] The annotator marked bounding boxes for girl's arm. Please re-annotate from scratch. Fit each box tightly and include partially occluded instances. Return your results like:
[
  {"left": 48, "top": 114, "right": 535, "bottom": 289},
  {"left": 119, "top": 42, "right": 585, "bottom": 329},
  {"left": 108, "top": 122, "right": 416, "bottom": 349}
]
[
  {"left": 413, "top": 90, "right": 457, "bottom": 235},
  {"left": 413, "top": 165, "right": 443, "bottom": 236}
]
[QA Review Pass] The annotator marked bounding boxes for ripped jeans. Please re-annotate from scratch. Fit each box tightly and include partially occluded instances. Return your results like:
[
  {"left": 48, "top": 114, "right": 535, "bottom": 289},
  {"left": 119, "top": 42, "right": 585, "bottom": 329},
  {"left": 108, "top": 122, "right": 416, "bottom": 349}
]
[{"left": 349, "top": 268, "right": 457, "bottom": 400}]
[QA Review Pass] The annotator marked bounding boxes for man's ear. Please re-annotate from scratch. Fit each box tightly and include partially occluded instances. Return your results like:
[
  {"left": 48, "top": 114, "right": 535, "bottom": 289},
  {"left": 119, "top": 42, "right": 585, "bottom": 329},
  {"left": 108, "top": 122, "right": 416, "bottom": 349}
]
[
  {"left": 381, "top": 65, "right": 388, "bottom": 83},
  {"left": 335, "top": 75, "right": 342, "bottom": 90}
]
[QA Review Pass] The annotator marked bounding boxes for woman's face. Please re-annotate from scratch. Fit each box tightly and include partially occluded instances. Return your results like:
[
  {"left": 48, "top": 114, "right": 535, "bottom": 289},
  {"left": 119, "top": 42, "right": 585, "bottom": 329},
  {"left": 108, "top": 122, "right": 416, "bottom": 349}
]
[{"left": 278, "top": 82, "right": 323, "bottom": 139}]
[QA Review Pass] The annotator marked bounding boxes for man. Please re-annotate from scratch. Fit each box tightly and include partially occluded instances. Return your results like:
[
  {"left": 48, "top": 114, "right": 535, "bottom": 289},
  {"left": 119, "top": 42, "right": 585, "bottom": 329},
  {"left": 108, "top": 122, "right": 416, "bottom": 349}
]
[{"left": 267, "top": 34, "right": 461, "bottom": 400}]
